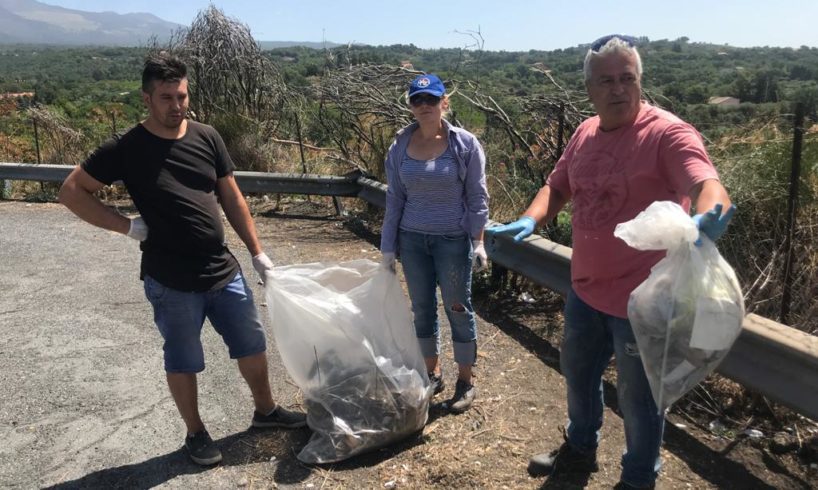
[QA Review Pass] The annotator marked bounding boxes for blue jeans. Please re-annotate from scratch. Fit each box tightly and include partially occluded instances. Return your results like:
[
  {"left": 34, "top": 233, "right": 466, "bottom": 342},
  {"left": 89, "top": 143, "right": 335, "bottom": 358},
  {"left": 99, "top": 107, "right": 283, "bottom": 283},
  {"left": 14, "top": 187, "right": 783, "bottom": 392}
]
[
  {"left": 143, "top": 271, "right": 267, "bottom": 373},
  {"left": 398, "top": 230, "right": 477, "bottom": 365},
  {"left": 562, "top": 289, "right": 664, "bottom": 487}
]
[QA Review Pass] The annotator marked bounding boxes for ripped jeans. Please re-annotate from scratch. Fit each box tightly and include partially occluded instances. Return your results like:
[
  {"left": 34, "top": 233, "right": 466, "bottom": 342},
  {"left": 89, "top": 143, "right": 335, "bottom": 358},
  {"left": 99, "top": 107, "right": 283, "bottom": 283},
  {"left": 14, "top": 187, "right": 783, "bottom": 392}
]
[
  {"left": 561, "top": 289, "right": 664, "bottom": 488},
  {"left": 398, "top": 229, "right": 477, "bottom": 366}
]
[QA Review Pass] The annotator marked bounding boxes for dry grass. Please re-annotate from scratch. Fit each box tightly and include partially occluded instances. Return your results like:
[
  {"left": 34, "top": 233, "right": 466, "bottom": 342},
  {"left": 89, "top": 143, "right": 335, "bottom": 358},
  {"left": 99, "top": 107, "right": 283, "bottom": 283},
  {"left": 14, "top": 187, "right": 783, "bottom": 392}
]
[{"left": 713, "top": 127, "right": 817, "bottom": 334}]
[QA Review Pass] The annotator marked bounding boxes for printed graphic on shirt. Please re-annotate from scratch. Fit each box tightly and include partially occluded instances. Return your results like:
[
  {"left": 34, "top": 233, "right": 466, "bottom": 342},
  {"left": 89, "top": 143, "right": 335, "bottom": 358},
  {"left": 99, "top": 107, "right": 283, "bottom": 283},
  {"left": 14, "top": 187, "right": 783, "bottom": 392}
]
[{"left": 569, "top": 150, "right": 628, "bottom": 230}]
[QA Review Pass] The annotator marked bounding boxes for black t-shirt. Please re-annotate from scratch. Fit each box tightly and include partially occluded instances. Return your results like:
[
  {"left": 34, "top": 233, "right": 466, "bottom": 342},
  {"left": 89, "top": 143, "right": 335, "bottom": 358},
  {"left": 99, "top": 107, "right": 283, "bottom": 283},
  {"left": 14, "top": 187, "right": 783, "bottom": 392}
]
[{"left": 82, "top": 121, "right": 240, "bottom": 292}]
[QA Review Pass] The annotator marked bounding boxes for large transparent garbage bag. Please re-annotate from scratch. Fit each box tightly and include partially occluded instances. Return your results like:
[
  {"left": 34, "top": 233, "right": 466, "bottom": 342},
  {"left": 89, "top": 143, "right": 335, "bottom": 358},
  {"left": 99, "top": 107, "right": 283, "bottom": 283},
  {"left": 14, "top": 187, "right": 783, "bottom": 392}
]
[
  {"left": 614, "top": 201, "right": 744, "bottom": 412},
  {"left": 264, "top": 259, "right": 431, "bottom": 464}
]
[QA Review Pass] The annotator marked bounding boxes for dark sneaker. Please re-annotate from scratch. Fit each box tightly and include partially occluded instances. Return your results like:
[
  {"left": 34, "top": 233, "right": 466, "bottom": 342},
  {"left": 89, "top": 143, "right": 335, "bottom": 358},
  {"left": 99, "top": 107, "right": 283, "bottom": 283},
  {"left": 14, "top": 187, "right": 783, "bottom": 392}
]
[
  {"left": 528, "top": 428, "right": 597, "bottom": 476},
  {"left": 252, "top": 405, "right": 307, "bottom": 429},
  {"left": 429, "top": 372, "right": 446, "bottom": 396},
  {"left": 185, "top": 430, "right": 222, "bottom": 466},
  {"left": 448, "top": 379, "right": 476, "bottom": 413}
]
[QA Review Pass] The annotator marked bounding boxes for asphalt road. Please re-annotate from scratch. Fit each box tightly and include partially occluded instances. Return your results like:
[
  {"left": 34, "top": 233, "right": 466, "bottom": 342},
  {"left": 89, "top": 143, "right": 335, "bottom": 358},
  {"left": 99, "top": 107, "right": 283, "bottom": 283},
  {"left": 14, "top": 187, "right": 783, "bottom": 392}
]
[{"left": 0, "top": 202, "right": 308, "bottom": 489}]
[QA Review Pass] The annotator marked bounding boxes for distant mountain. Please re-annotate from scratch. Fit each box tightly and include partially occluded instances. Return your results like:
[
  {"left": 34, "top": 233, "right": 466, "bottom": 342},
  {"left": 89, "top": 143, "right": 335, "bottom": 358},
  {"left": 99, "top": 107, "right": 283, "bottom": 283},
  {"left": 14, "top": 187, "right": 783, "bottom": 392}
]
[
  {"left": 0, "top": 0, "right": 182, "bottom": 45},
  {"left": 0, "top": 0, "right": 338, "bottom": 49},
  {"left": 259, "top": 40, "right": 344, "bottom": 50}
]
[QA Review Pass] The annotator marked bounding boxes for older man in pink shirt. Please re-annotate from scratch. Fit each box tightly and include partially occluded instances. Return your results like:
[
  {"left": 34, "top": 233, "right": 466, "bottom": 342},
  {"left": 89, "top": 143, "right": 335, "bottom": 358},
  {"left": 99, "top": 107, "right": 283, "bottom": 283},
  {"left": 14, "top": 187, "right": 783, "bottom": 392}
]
[{"left": 487, "top": 35, "right": 735, "bottom": 489}]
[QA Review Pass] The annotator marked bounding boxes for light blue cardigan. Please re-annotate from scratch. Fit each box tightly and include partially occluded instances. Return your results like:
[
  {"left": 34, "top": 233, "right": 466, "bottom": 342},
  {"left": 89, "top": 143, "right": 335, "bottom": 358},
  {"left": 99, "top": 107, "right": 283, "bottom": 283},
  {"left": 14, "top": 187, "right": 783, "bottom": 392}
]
[{"left": 380, "top": 119, "right": 489, "bottom": 254}]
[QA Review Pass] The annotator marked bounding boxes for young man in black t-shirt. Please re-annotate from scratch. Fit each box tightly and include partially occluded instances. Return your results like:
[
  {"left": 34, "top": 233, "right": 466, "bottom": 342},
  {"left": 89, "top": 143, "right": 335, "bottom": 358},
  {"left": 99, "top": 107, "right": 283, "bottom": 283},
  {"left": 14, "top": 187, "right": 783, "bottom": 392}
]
[{"left": 59, "top": 54, "right": 306, "bottom": 466}]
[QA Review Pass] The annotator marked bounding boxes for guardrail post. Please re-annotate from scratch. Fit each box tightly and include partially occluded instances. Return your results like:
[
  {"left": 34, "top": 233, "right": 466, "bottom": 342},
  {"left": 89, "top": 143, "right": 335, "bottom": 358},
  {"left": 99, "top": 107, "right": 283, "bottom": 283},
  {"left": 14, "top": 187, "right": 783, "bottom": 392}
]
[
  {"left": 489, "top": 259, "right": 509, "bottom": 292},
  {"left": 332, "top": 196, "right": 345, "bottom": 216},
  {"left": 32, "top": 118, "right": 41, "bottom": 164},
  {"left": 780, "top": 103, "right": 804, "bottom": 324},
  {"left": 556, "top": 102, "right": 565, "bottom": 160},
  {"left": 0, "top": 179, "right": 10, "bottom": 199}
]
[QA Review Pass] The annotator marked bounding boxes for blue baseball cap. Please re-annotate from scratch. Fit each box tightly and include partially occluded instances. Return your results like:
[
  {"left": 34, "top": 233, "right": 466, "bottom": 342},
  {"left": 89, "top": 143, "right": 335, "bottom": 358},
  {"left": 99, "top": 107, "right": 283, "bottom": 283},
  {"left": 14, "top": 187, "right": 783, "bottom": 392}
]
[{"left": 408, "top": 74, "right": 445, "bottom": 97}]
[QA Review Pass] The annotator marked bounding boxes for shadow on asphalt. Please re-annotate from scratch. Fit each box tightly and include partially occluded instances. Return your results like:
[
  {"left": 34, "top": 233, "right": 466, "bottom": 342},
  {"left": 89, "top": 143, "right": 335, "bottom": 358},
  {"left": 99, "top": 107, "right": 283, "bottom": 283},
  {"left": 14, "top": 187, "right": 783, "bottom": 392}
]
[
  {"left": 46, "top": 422, "right": 438, "bottom": 489},
  {"left": 45, "top": 427, "right": 315, "bottom": 489},
  {"left": 473, "top": 296, "right": 804, "bottom": 490}
]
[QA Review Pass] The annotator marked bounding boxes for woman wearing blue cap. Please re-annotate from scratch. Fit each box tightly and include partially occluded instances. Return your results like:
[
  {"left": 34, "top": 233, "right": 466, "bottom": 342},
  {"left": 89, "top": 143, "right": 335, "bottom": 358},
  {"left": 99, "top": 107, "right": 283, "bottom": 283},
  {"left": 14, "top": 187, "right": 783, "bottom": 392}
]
[{"left": 380, "top": 73, "right": 489, "bottom": 413}]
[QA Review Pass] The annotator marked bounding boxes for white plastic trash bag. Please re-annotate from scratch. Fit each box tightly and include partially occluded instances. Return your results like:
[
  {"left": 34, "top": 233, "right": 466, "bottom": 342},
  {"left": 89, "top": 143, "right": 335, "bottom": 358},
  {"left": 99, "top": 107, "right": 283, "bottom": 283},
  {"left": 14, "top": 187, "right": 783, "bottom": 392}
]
[
  {"left": 264, "top": 259, "right": 431, "bottom": 464},
  {"left": 614, "top": 201, "right": 745, "bottom": 412}
]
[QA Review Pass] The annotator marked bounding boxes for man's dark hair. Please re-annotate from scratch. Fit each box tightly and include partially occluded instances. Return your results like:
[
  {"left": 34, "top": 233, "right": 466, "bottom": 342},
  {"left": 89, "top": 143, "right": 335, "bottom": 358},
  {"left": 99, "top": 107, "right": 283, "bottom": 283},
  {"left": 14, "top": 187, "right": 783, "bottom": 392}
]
[{"left": 141, "top": 53, "right": 187, "bottom": 93}]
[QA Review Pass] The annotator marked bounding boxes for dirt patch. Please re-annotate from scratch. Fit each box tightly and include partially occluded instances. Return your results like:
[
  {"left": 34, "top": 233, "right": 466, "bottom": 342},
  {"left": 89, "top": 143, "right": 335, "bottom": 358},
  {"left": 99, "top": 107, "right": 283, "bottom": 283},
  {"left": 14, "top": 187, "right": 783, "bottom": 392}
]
[{"left": 245, "top": 196, "right": 817, "bottom": 489}]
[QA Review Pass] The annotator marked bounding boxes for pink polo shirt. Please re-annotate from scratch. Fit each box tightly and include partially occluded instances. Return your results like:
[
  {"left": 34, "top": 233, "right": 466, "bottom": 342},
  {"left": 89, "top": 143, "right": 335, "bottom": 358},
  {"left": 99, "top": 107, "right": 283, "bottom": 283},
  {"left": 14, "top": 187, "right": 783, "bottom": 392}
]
[{"left": 547, "top": 103, "right": 719, "bottom": 318}]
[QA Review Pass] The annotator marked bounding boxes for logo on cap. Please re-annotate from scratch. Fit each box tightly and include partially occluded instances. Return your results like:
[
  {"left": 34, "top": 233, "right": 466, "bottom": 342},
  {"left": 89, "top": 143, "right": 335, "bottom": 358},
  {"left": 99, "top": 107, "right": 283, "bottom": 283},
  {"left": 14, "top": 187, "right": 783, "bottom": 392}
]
[{"left": 417, "top": 77, "right": 431, "bottom": 88}]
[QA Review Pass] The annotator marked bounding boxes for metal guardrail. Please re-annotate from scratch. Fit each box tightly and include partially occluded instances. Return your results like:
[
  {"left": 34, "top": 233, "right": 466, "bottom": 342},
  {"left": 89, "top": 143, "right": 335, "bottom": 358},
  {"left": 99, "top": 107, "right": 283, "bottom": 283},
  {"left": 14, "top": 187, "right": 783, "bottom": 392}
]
[
  {"left": 0, "top": 163, "right": 365, "bottom": 197},
  {"left": 487, "top": 228, "right": 573, "bottom": 295},
  {"left": 0, "top": 163, "right": 73, "bottom": 182},
  {"left": 2, "top": 162, "right": 817, "bottom": 421},
  {"left": 356, "top": 176, "right": 388, "bottom": 209},
  {"left": 486, "top": 232, "right": 818, "bottom": 421},
  {"left": 236, "top": 170, "right": 363, "bottom": 196}
]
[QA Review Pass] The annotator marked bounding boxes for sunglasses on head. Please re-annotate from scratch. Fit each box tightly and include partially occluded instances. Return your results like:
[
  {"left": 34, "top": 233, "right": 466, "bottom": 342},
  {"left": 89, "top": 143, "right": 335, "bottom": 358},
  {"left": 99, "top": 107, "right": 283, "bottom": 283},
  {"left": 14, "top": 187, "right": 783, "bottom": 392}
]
[
  {"left": 590, "top": 34, "right": 638, "bottom": 52},
  {"left": 409, "top": 93, "right": 442, "bottom": 107}
]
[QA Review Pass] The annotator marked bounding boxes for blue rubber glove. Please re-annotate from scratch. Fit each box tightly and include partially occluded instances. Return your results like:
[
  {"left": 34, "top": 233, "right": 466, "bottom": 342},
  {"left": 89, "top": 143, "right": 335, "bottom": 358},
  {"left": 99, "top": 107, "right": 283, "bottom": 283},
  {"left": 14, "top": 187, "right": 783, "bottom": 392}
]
[
  {"left": 485, "top": 216, "right": 537, "bottom": 242},
  {"left": 692, "top": 203, "right": 736, "bottom": 246}
]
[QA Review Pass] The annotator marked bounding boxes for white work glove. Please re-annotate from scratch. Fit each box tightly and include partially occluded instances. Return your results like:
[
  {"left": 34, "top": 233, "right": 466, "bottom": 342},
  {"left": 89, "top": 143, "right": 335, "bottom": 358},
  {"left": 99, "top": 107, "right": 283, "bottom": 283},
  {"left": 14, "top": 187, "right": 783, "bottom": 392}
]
[
  {"left": 252, "top": 252, "right": 274, "bottom": 285},
  {"left": 381, "top": 252, "right": 396, "bottom": 273},
  {"left": 472, "top": 239, "right": 488, "bottom": 272},
  {"left": 126, "top": 216, "right": 148, "bottom": 241}
]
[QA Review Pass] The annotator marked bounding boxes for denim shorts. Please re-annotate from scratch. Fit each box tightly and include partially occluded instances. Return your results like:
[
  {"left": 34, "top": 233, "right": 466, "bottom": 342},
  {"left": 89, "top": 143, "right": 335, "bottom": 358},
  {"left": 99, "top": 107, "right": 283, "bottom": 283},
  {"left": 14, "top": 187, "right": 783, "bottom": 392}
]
[{"left": 143, "top": 271, "right": 267, "bottom": 373}]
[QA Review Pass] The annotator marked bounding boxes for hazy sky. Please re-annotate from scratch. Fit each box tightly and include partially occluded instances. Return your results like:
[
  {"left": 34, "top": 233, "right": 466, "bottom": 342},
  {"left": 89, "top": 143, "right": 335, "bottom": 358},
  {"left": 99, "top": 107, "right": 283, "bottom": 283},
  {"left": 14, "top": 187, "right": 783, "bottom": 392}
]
[{"left": 43, "top": 0, "right": 818, "bottom": 51}]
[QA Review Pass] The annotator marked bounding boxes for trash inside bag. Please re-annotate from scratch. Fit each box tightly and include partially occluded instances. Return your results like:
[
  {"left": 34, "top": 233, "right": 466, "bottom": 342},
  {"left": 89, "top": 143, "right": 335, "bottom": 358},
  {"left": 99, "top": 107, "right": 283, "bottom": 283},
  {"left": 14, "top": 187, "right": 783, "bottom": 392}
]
[
  {"left": 264, "top": 259, "right": 431, "bottom": 463},
  {"left": 614, "top": 201, "right": 744, "bottom": 412}
]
